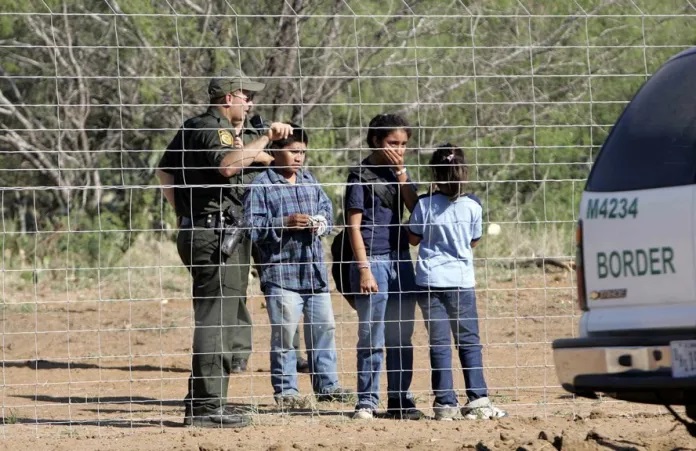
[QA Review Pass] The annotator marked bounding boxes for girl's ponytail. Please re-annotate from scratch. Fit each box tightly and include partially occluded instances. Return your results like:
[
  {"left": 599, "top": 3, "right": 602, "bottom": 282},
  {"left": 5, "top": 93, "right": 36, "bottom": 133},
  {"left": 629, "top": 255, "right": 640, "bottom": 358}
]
[{"left": 430, "top": 143, "right": 468, "bottom": 200}]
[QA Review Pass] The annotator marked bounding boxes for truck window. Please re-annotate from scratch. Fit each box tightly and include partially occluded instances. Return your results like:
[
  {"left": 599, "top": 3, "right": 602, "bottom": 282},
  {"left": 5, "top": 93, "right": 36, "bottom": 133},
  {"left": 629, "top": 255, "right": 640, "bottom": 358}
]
[{"left": 586, "top": 51, "right": 696, "bottom": 192}]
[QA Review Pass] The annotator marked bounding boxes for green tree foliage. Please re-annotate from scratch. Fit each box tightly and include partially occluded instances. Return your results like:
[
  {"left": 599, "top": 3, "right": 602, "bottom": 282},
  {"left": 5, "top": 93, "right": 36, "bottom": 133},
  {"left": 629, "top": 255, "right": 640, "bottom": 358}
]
[{"left": 0, "top": 0, "right": 692, "bottom": 272}]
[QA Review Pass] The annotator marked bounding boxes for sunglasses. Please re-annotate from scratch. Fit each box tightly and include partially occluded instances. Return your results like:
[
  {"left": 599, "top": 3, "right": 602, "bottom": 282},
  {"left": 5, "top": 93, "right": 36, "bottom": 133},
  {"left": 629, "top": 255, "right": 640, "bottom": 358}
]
[{"left": 230, "top": 91, "right": 255, "bottom": 102}]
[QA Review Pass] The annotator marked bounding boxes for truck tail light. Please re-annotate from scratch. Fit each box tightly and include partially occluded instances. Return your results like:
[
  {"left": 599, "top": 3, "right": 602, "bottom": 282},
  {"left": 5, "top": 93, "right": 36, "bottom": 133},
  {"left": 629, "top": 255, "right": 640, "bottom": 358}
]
[{"left": 576, "top": 220, "right": 588, "bottom": 311}]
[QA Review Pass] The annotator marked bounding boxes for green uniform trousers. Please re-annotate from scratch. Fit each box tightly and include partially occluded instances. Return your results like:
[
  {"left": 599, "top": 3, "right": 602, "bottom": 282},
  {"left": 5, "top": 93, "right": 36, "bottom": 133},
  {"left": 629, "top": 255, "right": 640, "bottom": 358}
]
[{"left": 177, "top": 226, "right": 252, "bottom": 411}]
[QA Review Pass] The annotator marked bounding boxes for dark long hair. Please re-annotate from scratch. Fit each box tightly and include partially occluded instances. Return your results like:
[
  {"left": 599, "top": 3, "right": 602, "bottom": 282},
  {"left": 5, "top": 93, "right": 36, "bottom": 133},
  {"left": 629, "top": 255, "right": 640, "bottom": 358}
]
[
  {"left": 430, "top": 143, "right": 468, "bottom": 199},
  {"left": 366, "top": 113, "right": 411, "bottom": 149}
]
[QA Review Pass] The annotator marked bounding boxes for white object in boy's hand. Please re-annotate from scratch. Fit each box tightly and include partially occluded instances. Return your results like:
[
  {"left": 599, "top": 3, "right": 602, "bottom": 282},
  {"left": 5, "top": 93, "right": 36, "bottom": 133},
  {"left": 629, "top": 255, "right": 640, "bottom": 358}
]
[
  {"left": 487, "top": 223, "right": 501, "bottom": 236},
  {"left": 309, "top": 215, "right": 327, "bottom": 236}
]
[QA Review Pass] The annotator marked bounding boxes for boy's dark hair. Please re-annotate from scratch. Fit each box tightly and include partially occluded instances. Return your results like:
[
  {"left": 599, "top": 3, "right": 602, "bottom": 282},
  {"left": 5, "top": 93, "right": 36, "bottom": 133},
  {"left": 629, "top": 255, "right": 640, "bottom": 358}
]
[
  {"left": 366, "top": 114, "right": 411, "bottom": 149},
  {"left": 269, "top": 123, "right": 308, "bottom": 149},
  {"left": 430, "top": 143, "right": 468, "bottom": 199}
]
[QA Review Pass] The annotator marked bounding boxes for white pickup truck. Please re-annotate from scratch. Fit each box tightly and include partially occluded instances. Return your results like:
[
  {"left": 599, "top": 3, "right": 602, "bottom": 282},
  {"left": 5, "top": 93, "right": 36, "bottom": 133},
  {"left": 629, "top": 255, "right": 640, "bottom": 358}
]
[{"left": 552, "top": 47, "right": 696, "bottom": 433}]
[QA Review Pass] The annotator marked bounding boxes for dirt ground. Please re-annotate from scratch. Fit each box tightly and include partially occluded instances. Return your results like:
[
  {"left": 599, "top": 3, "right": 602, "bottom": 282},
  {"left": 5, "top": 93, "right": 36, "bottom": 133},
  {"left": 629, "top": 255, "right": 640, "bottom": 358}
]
[{"left": 0, "top": 240, "right": 694, "bottom": 450}]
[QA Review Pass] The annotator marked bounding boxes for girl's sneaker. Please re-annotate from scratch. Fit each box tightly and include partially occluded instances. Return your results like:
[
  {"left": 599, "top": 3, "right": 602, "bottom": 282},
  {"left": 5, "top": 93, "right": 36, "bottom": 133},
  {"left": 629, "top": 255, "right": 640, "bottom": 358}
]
[
  {"left": 352, "top": 407, "right": 374, "bottom": 420},
  {"left": 433, "top": 403, "right": 459, "bottom": 421},
  {"left": 460, "top": 397, "right": 507, "bottom": 420}
]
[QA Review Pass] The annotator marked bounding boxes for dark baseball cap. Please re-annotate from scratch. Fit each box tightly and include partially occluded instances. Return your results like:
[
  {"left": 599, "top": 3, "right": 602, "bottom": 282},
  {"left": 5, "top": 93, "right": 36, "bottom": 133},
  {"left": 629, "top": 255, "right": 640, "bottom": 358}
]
[{"left": 208, "top": 68, "right": 265, "bottom": 98}]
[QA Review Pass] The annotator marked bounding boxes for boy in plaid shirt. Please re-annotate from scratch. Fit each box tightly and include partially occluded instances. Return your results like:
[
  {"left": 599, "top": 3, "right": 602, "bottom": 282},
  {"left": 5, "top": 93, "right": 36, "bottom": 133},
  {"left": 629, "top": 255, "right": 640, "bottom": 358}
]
[{"left": 243, "top": 125, "right": 351, "bottom": 408}]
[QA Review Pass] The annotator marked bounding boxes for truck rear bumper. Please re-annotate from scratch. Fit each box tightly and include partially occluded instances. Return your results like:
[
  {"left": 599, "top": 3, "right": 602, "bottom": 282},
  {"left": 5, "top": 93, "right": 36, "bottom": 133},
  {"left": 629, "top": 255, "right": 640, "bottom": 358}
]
[{"left": 553, "top": 336, "right": 696, "bottom": 405}]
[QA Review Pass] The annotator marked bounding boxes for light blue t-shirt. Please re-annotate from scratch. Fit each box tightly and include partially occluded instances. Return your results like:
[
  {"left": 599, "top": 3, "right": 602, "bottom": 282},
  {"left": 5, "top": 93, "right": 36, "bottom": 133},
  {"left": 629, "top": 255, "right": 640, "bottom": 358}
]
[{"left": 408, "top": 192, "right": 483, "bottom": 289}]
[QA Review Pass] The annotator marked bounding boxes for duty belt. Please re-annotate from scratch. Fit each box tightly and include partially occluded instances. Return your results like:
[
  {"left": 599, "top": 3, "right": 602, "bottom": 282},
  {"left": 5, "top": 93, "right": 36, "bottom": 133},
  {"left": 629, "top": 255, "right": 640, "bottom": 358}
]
[{"left": 179, "top": 213, "right": 230, "bottom": 229}]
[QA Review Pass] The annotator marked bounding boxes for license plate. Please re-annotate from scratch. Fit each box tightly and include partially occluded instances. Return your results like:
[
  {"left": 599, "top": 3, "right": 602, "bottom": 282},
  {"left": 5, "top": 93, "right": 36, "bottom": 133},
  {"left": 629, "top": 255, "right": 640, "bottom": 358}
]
[{"left": 670, "top": 340, "right": 696, "bottom": 378}]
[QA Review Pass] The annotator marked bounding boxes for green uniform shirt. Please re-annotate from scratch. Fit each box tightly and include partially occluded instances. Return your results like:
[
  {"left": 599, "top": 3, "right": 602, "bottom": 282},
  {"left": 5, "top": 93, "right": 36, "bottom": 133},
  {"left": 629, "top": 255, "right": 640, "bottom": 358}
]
[{"left": 158, "top": 107, "right": 265, "bottom": 220}]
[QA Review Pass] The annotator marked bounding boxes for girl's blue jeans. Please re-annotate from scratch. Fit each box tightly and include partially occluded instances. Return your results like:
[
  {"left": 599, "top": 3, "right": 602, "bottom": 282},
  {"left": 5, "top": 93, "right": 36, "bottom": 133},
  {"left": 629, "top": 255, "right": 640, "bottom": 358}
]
[
  {"left": 351, "top": 251, "right": 419, "bottom": 411},
  {"left": 419, "top": 287, "right": 488, "bottom": 406}
]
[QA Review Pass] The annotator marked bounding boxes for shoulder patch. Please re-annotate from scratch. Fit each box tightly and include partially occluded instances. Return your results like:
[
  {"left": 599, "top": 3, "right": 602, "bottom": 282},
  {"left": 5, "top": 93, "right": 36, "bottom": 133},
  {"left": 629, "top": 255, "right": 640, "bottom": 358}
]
[{"left": 218, "top": 129, "right": 234, "bottom": 147}]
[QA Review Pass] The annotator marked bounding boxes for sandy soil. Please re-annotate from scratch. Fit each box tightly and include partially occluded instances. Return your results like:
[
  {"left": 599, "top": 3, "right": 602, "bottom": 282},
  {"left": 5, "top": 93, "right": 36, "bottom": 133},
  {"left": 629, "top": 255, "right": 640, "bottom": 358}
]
[{"left": 0, "top": 241, "right": 694, "bottom": 450}]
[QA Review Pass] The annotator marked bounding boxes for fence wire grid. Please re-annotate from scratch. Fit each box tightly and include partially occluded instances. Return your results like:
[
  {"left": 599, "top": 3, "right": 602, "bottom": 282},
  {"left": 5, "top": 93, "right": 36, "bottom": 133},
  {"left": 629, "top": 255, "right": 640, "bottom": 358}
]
[{"left": 0, "top": 0, "right": 692, "bottom": 435}]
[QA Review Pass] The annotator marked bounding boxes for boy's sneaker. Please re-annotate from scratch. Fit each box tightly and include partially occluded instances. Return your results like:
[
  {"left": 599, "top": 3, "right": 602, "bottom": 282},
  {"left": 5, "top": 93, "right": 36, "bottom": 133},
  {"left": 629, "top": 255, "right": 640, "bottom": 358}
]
[
  {"left": 315, "top": 387, "right": 355, "bottom": 403},
  {"left": 274, "top": 394, "right": 316, "bottom": 410},
  {"left": 352, "top": 407, "right": 374, "bottom": 420},
  {"left": 461, "top": 397, "right": 508, "bottom": 420},
  {"left": 433, "top": 403, "right": 459, "bottom": 421}
]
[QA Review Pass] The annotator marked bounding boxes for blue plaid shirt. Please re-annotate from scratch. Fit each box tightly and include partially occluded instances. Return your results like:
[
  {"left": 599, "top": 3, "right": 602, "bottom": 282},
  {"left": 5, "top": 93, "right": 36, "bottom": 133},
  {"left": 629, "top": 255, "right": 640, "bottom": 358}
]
[{"left": 243, "top": 167, "right": 333, "bottom": 292}]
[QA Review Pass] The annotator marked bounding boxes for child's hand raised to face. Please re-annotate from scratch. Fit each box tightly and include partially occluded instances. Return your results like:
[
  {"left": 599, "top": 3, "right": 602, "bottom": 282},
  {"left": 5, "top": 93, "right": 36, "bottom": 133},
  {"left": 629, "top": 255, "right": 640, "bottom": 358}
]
[
  {"left": 382, "top": 147, "right": 405, "bottom": 170},
  {"left": 375, "top": 128, "right": 408, "bottom": 170}
]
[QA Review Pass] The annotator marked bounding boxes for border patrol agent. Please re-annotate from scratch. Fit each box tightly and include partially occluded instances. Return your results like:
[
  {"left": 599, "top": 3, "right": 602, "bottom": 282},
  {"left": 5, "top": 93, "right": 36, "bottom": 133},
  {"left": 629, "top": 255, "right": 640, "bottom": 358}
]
[{"left": 156, "top": 68, "right": 292, "bottom": 428}]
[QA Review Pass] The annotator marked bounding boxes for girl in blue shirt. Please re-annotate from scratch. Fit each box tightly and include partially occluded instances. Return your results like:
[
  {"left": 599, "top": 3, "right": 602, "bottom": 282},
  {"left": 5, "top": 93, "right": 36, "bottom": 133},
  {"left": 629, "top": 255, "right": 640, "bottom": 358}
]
[
  {"left": 344, "top": 114, "right": 422, "bottom": 420},
  {"left": 408, "top": 144, "right": 507, "bottom": 421}
]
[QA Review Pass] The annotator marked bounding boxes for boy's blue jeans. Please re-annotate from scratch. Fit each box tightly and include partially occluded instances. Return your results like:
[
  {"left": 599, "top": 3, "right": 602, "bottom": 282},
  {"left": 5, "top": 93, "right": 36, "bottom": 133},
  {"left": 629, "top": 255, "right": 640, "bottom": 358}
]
[
  {"left": 419, "top": 287, "right": 488, "bottom": 406},
  {"left": 351, "top": 251, "right": 419, "bottom": 411},
  {"left": 264, "top": 284, "right": 340, "bottom": 396}
]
